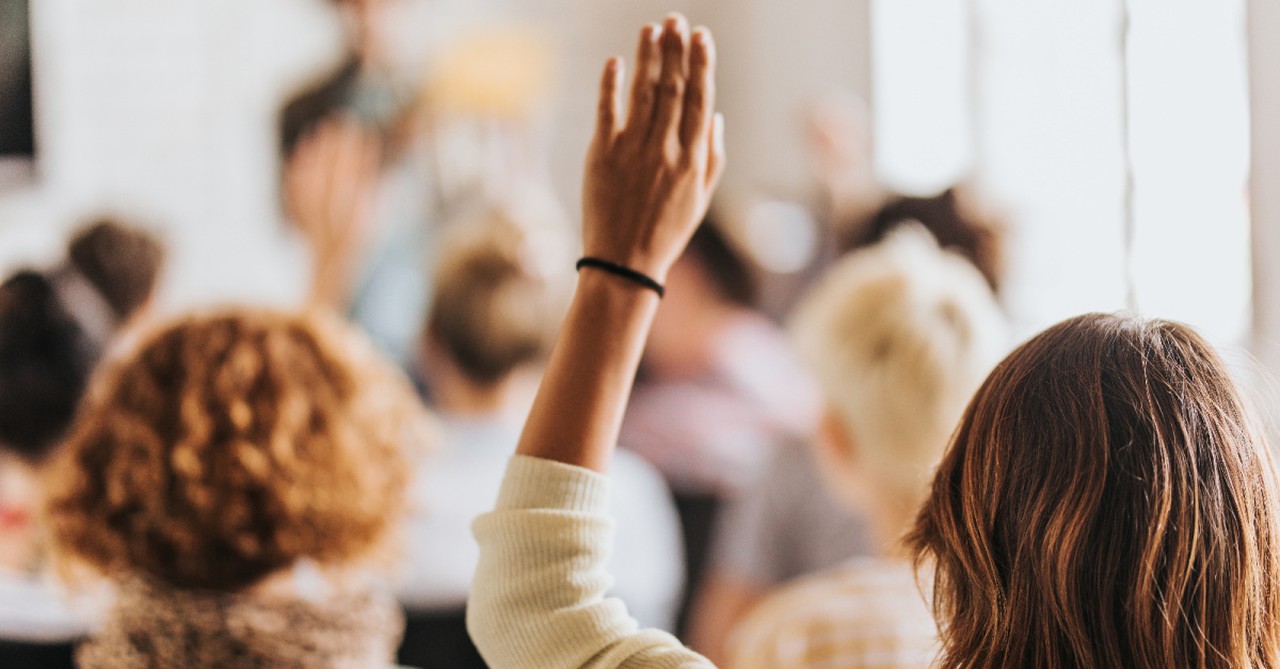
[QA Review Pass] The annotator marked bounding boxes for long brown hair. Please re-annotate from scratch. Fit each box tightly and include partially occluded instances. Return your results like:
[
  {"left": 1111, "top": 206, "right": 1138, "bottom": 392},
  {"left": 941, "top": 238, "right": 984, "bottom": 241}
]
[{"left": 910, "top": 313, "right": 1280, "bottom": 668}]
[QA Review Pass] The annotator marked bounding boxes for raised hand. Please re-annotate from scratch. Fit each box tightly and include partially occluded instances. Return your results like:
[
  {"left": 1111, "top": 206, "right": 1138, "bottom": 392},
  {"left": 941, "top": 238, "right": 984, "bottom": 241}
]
[
  {"left": 283, "top": 118, "right": 382, "bottom": 309},
  {"left": 582, "top": 14, "right": 725, "bottom": 284}
]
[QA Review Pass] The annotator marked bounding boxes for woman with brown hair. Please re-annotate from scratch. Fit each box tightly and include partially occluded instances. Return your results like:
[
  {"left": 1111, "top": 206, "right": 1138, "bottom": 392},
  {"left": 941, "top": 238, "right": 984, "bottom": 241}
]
[
  {"left": 43, "top": 309, "right": 431, "bottom": 668},
  {"left": 909, "top": 313, "right": 1280, "bottom": 668},
  {"left": 465, "top": 12, "right": 1280, "bottom": 669}
]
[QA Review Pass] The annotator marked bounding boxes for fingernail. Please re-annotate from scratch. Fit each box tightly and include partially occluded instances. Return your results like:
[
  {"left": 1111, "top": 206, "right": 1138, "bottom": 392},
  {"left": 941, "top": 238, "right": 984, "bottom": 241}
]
[{"left": 645, "top": 23, "right": 661, "bottom": 42}]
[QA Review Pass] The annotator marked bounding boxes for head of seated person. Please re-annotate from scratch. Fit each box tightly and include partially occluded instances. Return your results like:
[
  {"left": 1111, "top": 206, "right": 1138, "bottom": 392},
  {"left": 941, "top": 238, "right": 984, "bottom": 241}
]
[
  {"left": 422, "top": 212, "right": 566, "bottom": 418},
  {"left": 43, "top": 309, "right": 430, "bottom": 665},
  {"left": 0, "top": 272, "right": 103, "bottom": 577},
  {"left": 0, "top": 215, "right": 164, "bottom": 466},
  {"left": 63, "top": 218, "right": 165, "bottom": 326},
  {"left": 909, "top": 312, "right": 1280, "bottom": 666},
  {"left": 790, "top": 225, "right": 1008, "bottom": 548},
  {"left": 0, "top": 272, "right": 100, "bottom": 467},
  {"left": 717, "top": 227, "right": 1008, "bottom": 667},
  {"left": 788, "top": 225, "right": 1008, "bottom": 550}
]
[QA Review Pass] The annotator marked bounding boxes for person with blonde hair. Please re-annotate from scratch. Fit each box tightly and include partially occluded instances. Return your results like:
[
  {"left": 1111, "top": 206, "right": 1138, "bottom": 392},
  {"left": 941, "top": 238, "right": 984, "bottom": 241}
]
[
  {"left": 44, "top": 309, "right": 431, "bottom": 668},
  {"left": 723, "top": 226, "right": 1007, "bottom": 668},
  {"left": 466, "top": 13, "right": 1280, "bottom": 669}
]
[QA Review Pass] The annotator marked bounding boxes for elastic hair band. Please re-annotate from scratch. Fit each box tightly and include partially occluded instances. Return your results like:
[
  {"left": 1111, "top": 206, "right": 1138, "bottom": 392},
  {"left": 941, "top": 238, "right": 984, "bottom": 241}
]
[{"left": 575, "top": 257, "right": 665, "bottom": 298}]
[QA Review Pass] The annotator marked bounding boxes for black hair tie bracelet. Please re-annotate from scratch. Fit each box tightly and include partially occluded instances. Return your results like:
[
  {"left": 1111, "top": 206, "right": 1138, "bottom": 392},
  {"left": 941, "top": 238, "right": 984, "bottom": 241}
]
[{"left": 576, "top": 257, "right": 665, "bottom": 298}]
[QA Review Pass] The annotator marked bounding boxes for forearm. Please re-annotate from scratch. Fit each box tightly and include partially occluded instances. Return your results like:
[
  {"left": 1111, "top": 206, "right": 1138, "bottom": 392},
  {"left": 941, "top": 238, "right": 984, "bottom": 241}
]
[{"left": 516, "top": 270, "right": 660, "bottom": 473}]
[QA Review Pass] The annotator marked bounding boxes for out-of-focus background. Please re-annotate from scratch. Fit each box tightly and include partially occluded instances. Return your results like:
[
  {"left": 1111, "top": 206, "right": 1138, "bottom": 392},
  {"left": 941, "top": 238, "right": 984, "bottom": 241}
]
[
  {"left": 0, "top": 0, "right": 1276, "bottom": 363},
  {"left": 6, "top": 4, "right": 1280, "bottom": 665}
]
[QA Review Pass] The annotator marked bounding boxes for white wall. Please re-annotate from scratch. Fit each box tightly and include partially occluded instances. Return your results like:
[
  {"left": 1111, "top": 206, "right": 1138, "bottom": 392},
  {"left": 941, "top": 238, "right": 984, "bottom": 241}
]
[
  {"left": 0, "top": 0, "right": 351, "bottom": 308},
  {"left": 1250, "top": 0, "right": 1280, "bottom": 375},
  {"left": 0, "top": 0, "right": 873, "bottom": 310}
]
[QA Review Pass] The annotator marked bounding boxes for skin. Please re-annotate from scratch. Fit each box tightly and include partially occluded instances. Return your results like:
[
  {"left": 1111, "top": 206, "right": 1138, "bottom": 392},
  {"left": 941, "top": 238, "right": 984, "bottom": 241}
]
[
  {"left": 283, "top": 119, "right": 382, "bottom": 310},
  {"left": 514, "top": 13, "right": 725, "bottom": 474}
]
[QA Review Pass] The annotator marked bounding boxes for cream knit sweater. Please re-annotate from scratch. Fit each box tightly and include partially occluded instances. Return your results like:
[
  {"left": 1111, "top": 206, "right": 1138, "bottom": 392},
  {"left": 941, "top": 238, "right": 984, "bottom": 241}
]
[{"left": 468, "top": 455, "right": 715, "bottom": 669}]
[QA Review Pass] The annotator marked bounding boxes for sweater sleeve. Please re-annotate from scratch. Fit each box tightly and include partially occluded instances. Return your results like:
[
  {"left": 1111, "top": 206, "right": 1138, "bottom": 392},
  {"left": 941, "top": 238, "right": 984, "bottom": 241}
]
[{"left": 468, "top": 455, "right": 716, "bottom": 669}]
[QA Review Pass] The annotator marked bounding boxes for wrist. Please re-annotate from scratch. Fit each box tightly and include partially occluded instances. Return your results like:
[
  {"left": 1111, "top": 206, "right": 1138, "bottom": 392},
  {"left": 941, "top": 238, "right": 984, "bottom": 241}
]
[
  {"left": 575, "top": 265, "right": 665, "bottom": 306},
  {"left": 576, "top": 257, "right": 666, "bottom": 298}
]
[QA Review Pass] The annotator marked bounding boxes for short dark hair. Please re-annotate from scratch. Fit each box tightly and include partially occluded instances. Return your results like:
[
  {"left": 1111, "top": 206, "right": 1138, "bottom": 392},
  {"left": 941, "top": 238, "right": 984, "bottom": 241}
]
[
  {"left": 66, "top": 219, "right": 164, "bottom": 320},
  {"left": 686, "top": 216, "right": 759, "bottom": 308},
  {"left": 0, "top": 271, "right": 99, "bottom": 461},
  {"left": 841, "top": 188, "right": 1004, "bottom": 293}
]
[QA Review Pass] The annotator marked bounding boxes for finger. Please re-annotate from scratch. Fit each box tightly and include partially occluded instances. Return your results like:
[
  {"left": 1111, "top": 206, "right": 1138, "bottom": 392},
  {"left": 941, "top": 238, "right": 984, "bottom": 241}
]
[
  {"left": 595, "top": 57, "right": 624, "bottom": 145},
  {"left": 648, "top": 14, "right": 690, "bottom": 146},
  {"left": 625, "top": 24, "right": 661, "bottom": 137},
  {"left": 680, "top": 27, "right": 716, "bottom": 149},
  {"left": 705, "top": 112, "right": 726, "bottom": 189}
]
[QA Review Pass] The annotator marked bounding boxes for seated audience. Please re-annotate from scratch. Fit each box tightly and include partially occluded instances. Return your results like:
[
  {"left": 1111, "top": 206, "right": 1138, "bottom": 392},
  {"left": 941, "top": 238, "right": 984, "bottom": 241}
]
[
  {"left": 689, "top": 213, "right": 1004, "bottom": 659},
  {"left": 43, "top": 309, "right": 431, "bottom": 667},
  {"left": 723, "top": 227, "right": 1007, "bottom": 668},
  {"left": 396, "top": 213, "right": 683, "bottom": 648},
  {"left": 467, "top": 15, "right": 1280, "bottom": 669},
  {"left": 0, "top": 219, "right": 164, "bottom": 655}
]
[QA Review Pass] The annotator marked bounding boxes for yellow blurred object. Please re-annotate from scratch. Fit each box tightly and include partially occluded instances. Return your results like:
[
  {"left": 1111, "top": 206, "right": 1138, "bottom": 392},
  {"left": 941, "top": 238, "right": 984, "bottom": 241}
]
[{"left": 429, "top": 25, "right": 559, "bottom": 119}]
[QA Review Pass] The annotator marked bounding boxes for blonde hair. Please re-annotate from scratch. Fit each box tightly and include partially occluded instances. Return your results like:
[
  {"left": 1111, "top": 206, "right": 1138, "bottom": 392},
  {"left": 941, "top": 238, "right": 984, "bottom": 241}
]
[
  {"left": 790, "top": 226, "right": 1007, "bottom": 511},
  {"left": 45, "top": 309, "right": 431, "bottom": 591},
  {"left": 427, "top": 211, "right": 568, "bottom": 384}
]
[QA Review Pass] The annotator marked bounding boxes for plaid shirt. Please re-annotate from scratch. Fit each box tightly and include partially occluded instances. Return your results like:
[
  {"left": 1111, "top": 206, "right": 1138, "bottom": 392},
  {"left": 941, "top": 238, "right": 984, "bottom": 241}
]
[{"left": 728, "top": 559, "right": 938, "bottom": 669}]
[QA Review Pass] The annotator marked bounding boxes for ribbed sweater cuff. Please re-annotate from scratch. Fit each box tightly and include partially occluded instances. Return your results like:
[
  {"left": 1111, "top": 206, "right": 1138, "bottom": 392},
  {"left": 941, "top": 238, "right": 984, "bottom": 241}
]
[{"left": 495, "top": 455, "right": 611, "bottom": 513}]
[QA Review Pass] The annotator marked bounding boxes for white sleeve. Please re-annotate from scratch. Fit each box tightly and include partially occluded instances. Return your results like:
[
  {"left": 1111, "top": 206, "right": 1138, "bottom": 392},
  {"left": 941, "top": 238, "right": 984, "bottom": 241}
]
[{"left": 468, "top": 456, "right": 715, "bottom": 669}]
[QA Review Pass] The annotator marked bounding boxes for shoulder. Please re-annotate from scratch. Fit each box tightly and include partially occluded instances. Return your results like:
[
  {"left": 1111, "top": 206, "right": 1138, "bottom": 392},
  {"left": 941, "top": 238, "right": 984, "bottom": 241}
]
[{"left": 729, "top": 560, "right": 936, "bottom": 669}]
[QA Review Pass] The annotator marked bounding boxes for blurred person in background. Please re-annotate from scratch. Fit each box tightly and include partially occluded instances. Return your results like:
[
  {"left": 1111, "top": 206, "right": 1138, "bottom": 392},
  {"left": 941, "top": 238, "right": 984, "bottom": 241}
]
[
  {"left": 395, "top": 210, "right": 684, "bottom": 668},
  {"left": 805, "top": 92, "right": 1006, "bottom": 294},
  {"left": 0, "top": 219, "right": 163, "bottom": 665},
  {"left": 280, "top": 0, "right": 436, "bottom": 369},
  {"left": 281, "top": 0, "right": 565, "bottom": 373},
  {"left": 687, "top": 99, "right": 1010, "bottom": 655},
  {"left": 618, "top": 217, "right": 821, "bottom": 634},
  {"left": 723, "top": 227, "right": 1007, "bottom": 668},
  {"left": 44, "top": 309, "right": 432, "bottom": 668}
]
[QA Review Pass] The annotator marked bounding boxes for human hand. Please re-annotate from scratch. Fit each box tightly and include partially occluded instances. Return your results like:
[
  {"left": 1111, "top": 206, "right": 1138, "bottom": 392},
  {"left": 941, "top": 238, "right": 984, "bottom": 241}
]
[
  {"left": 284, "top": 117, "right": 382, "bottom": 309},
  {"left": 582, "top": 14, "right": 725, "bottom": 285}
]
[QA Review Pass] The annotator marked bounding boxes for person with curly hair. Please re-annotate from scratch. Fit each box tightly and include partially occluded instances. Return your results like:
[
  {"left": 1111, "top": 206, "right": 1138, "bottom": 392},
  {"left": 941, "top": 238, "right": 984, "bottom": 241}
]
[{"left": 44, "top": 309, "right": 432, "bottom": 668}]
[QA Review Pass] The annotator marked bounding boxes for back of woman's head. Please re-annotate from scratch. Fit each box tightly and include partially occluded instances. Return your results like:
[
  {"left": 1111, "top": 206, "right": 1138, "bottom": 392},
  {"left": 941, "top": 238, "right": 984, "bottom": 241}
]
[
  {"left": 790, "top": 227, "right": 1007, "bottom": 512},
  {"left": 910, "top": 313, "right": 1280, "bottom": 668},
  {"left": 46, "top": 309, "right": 429, "bottom": 592},
  {"left": 0, "top": 271, "right": 99, "bottom": 462},
  {"left": 426, "top": 213, "right": 566, "bottom": 386}
]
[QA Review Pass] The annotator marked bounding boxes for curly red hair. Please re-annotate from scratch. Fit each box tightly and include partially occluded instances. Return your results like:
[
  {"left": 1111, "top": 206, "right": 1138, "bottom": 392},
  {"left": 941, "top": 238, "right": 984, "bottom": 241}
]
[{"left": 45, "top": 309, "right": 430, "bottom": 591}]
